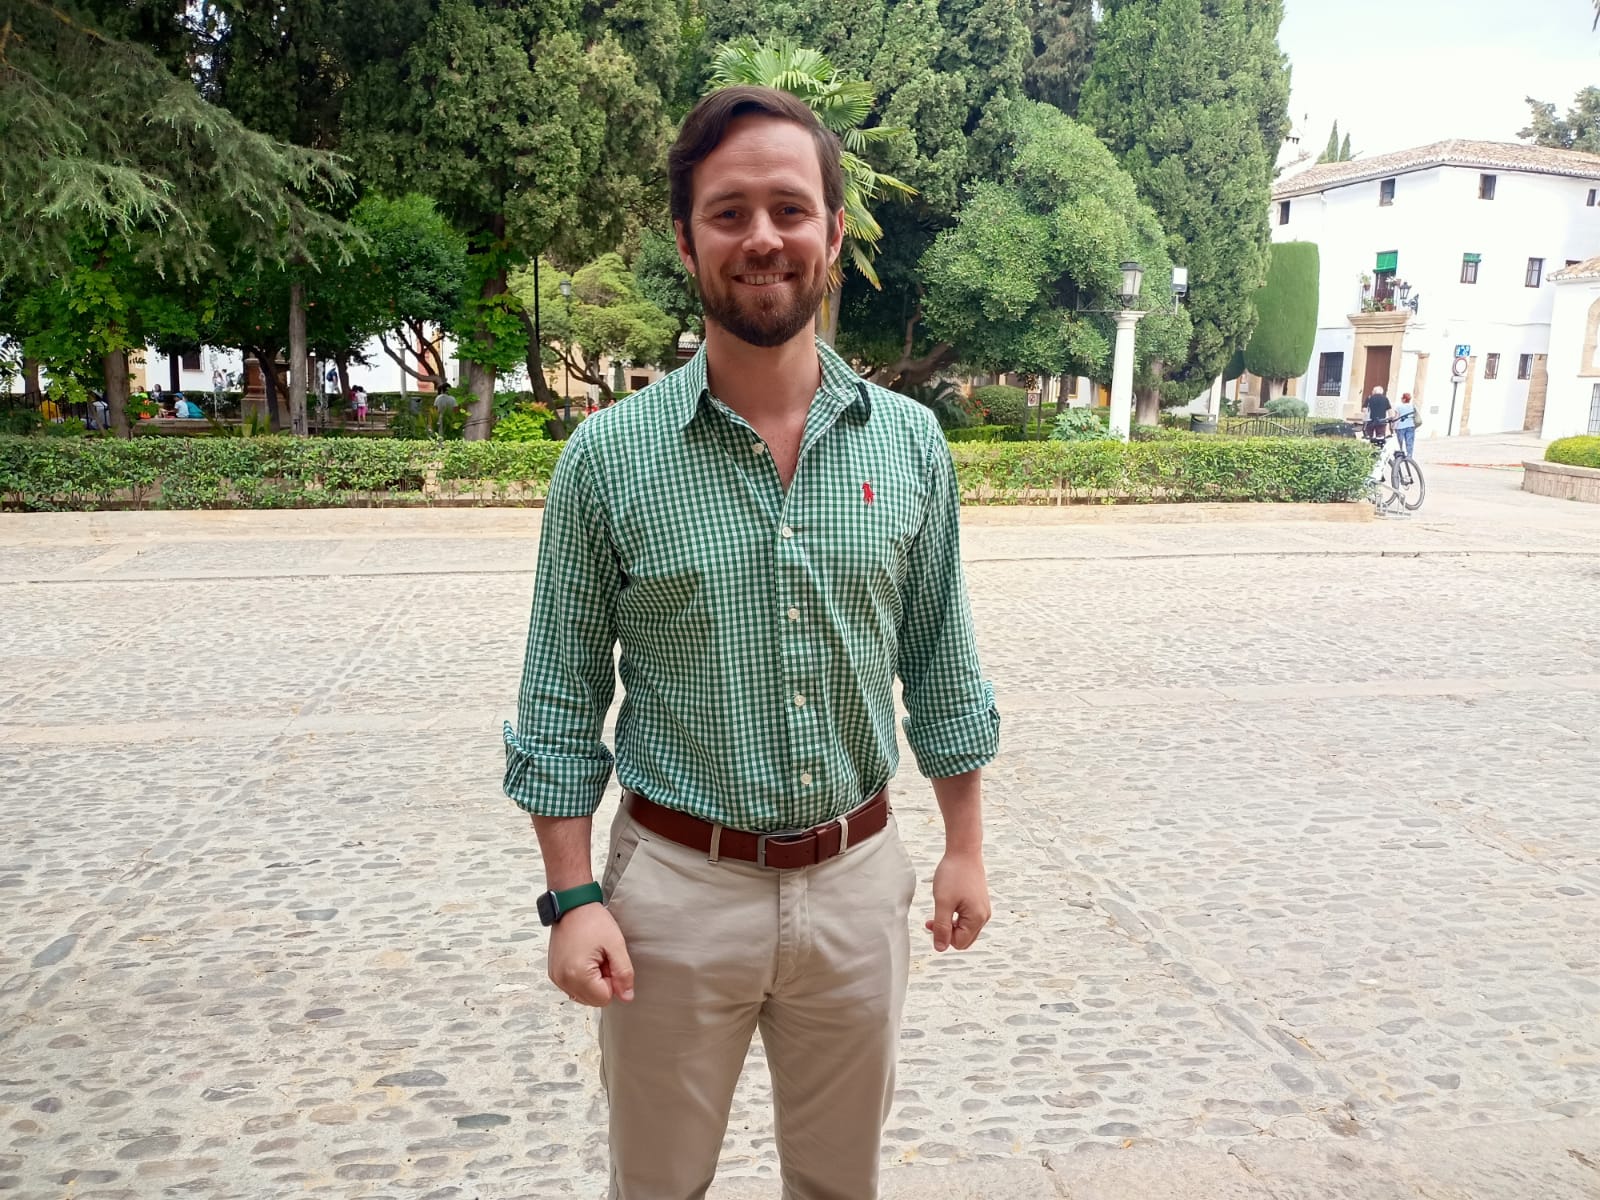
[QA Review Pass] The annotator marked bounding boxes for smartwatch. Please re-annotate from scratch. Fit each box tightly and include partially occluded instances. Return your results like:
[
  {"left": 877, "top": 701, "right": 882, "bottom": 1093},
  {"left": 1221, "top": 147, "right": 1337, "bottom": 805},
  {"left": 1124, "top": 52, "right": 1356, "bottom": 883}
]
[{"left": 537, "top": 882, "right": 605, "bottom": 927}]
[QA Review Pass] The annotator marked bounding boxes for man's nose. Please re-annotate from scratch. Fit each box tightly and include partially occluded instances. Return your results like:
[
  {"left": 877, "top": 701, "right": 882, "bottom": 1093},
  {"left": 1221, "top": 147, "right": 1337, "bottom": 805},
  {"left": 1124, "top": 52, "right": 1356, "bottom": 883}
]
[{"left": 742, "top": 211, "right": 783, "bottom": 256}]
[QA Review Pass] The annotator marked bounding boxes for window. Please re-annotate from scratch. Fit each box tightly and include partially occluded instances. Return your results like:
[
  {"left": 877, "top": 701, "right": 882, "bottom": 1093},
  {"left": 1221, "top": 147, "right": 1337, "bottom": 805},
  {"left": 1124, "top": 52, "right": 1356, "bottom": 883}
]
[
  {"left": 1517, "top": 354, "right": 1533, "bottom": 380},
  {"left": 1316, "top": 352, "right": 1344, "bottom": 397},
  {"left": 1589, "top": 189, "right": 1597, "bottom": 207},
  {"left": 1479, "top": 173, "right": 1497, "bottom": 200},
  {"left": 1461, "top": 253, "right": 1481, "bottom": 284},
  {"left": 1590, "top": 383, "right": 1600, "bottom": 434},
  {"left": 1484, "top": 353, "right": 1500, "bottom": 380},
  {"left": 180, "top": 350, "right": 201, "bottom": 371},
  {"left": 1278, "top": 200, "right": 1291, "bottom": 225},
  {"left": 1379, "top": 178, "right": 1396, "bottom": 206},
  {"left": 1526, "top": 257, "right": 1545, "bottom": 288}
]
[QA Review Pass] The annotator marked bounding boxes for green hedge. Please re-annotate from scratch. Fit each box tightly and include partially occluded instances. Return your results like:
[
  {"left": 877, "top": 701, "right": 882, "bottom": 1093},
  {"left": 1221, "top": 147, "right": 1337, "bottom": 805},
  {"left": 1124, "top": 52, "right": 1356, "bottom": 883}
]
[
  {"left": 1546, "top": 436, "right": 1600, "bottom": 469},
  {"left": 949, "top": 437, "right": 1374, "bottom": 504},
  {"left": 0, "top": 433, "right": 1373, "bottom": 510},
  {"left": 0, "top": 436, "right": 562, "bottom": 510},
  {"left": 945, "top": 425, "right": 1013, "bottom": 443}
]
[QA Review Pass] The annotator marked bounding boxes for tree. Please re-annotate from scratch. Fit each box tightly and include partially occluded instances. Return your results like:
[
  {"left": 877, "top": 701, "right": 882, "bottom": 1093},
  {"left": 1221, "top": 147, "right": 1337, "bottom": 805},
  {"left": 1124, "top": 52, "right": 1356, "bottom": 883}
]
[
  {"left": 1318, "top": 121, "right": 1339, "bottom": 164},
  {"left": 1024, "top": 0, "right": 1097, "bottom": 117},
  {"left": 509, "top": 254, "right": 678, "bottom": 407},
  {"left": 0, "top": 2, "right": 354, "bottom": 434},
  {"left": 1520, "top": 87, "right": 1600, "bottom": 154},
  {"left": 1242, "top": 240, "right": 1318, "bottom": 406},
  {"left": 1339, "top": 130, "right": 1351, "bottom": 161},
  {"left": 633, "top": 225, "right": 704, "bottom": 349},
  {"left": 342, "top": 0, "right": 679, "bottom": 439},
  {"left": 918, "top": 102, "right": 1190, "bottom": 406},
  {"left": 705, "top": 39, "right": 915, "bottom": 344},
  {"left": 702, "top": 0, "right": 1031, "bottom": 384},
  {"left": 1079, "top": 0, "right": 1291, "bottom": 398}
]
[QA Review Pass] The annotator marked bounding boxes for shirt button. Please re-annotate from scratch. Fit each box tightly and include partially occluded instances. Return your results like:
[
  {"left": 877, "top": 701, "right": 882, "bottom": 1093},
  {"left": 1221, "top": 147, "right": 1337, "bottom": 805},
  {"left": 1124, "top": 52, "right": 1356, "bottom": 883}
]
[
  {"left": 786, "top": 607, "right": 800, "bottom": 622},
  {"left": 801, "top": 771, "right": 814, "bottom": 787},
  {"left": 794, "top": 693, "right": 806, "bottom": 708},
  {"left": 752, "top": 442, "right": 767, "bottom": 455},
  {"left": 781, "top": 525, "right": 794, "bottom": 539}
]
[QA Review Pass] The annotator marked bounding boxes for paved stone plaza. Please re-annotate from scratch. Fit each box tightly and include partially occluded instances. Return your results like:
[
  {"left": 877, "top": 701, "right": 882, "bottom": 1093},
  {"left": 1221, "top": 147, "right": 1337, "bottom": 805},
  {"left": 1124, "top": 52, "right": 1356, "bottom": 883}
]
[{"left": 2, "top": 438, "right": 1599, "bottom": 1198}]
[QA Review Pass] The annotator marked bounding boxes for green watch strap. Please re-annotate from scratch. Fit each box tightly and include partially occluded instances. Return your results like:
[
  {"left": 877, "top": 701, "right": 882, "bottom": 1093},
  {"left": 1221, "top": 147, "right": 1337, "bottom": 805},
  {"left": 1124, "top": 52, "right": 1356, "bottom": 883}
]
[{"left": 553, "top": 881, "right": 604, "bottom": 917}]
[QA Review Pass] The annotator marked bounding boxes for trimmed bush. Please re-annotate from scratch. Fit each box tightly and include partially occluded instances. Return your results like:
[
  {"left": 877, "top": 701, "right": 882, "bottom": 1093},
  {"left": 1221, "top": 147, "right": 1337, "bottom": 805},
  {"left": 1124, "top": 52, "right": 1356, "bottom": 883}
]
[
  {"left": 1244, "top": 242, "right": 1320, "bottom": 383},
  {"left": 1264, "top": 396, "right": 1309, "bottom": 418},
  {"left": 1546, "top": 436, "right": 1600, "bottom": 469},
  {"left": 948, "top": 437, "right": 1374, "bottom": 504},
  {"left": 972, "top": 384, "right": 1028, "bottom": 428},
  {"left": 945, "top": 425, "right": 1011, "bottom": 443},
  {"left": 0, "top": 434, "right": 1373, "bottom": 509},
  {"left": 1051, "top": 408, "right": 1112, "bottom": 442}
]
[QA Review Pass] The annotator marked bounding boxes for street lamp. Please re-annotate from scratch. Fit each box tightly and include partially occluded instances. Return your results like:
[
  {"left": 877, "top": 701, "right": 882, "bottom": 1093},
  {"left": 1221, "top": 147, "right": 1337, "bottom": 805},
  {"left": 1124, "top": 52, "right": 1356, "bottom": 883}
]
[
  {"left": 559, "top": 278, "right": 573, "bottom": 423},
  {"left": 1395, "top": 280, "right": 1420, "bottom": 314},
  {"left": 1108, "top": 261, "right": 1145, "bottom": 441}
]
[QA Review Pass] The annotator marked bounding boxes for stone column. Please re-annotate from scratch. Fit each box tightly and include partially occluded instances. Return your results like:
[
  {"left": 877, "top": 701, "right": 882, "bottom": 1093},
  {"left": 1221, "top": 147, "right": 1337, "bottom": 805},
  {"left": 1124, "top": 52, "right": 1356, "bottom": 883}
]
[{"left": 1109, "top": 310, "right": 1144, "bottom": 441}]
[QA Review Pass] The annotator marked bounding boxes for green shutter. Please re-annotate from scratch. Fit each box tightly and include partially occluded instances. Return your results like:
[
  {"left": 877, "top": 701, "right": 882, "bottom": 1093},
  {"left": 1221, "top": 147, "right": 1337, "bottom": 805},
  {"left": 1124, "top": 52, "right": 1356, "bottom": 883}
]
[
  {"left": 1375, "top": 251, "right": 1398, "bottom": 272},
  {"left": 1463, "top": 253, "right": 1482, "bottom": 264}
]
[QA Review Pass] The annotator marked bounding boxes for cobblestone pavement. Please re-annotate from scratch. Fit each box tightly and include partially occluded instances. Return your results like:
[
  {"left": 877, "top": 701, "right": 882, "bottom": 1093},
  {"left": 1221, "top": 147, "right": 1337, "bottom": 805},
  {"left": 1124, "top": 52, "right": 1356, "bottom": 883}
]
[{"left": 2, "top": 457, "right": 1598, "bottom": 1198}]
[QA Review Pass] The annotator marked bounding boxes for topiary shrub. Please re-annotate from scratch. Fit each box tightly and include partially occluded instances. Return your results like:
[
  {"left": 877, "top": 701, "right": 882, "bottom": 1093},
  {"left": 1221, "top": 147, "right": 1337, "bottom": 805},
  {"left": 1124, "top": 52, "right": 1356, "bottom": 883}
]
[
  {"left": 1050, "top": 407, "right": 1112, "bottom": 442},
  {"left": 1265, "top": 396, "right": 1309, "bottom": 418},
  {"left": 1546, "top": 436, "right": 1600, "bottom": 469},
  {"left": 972, "top": 384, "right": 1028, "bottom": 428}
]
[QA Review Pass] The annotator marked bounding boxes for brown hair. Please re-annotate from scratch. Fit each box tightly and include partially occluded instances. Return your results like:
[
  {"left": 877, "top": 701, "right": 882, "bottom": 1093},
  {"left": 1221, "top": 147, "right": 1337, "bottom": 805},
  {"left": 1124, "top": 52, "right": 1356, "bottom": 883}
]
[{"left": 668, "top": 86, "right": 845, "bottom": 242}]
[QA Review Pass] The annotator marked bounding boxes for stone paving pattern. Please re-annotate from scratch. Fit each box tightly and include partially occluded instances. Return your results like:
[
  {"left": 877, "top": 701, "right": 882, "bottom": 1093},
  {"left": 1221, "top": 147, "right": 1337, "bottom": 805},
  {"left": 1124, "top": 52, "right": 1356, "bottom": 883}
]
[{"left": 2, "top": 444, "right": 1598, "bottom": 1198}]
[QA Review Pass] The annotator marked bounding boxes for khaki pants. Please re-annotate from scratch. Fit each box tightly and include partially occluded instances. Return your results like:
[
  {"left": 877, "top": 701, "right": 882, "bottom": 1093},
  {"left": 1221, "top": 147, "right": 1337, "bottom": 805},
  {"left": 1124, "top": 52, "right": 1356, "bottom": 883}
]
[{"left": 598, "top": 804, "right": 917, "bottom": 1200}]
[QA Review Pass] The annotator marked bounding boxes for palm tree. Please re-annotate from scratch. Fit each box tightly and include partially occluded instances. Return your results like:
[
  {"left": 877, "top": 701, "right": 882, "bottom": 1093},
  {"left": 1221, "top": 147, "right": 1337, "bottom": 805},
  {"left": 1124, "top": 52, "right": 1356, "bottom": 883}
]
[{"left": 707, "top": 39, "right": 916, "bottom": 344}]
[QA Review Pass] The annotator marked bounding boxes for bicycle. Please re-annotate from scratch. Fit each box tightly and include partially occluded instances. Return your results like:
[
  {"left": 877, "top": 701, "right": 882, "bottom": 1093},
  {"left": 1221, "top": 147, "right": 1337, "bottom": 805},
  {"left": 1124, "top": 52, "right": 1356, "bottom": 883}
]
[{"left": 1361, "top": 421, "right": 1425, "bottom": 514}]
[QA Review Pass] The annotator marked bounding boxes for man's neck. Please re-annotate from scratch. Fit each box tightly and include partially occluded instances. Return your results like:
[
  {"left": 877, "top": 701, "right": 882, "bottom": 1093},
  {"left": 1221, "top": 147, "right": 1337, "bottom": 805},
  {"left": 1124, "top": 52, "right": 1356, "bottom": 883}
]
[{"left": 702, "top": 321, "right": 821, "bottom": 425}]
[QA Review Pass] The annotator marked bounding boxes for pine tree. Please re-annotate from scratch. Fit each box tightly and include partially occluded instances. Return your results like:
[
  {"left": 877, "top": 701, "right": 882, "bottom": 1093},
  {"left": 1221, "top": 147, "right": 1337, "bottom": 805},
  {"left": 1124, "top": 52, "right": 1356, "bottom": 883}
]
[
  {"left": 1024, "top": 0, "right": 1098, "bottom": 118},
  {"left": 1339, "top": 131, "right": 1352, "bottom": 161},
  {"left": 1079, "top": 0, "right": 1291, "bottom": 397}
]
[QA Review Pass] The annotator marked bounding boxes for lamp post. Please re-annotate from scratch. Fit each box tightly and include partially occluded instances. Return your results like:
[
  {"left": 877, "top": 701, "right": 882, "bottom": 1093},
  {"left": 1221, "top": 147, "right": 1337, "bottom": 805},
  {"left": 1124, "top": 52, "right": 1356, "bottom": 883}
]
[
  {"left": 559, "top": 279, "right": 573, "bottom": 423},
  {"left": 1108, "top": 260, "right": 1145, "bottom": 441}
]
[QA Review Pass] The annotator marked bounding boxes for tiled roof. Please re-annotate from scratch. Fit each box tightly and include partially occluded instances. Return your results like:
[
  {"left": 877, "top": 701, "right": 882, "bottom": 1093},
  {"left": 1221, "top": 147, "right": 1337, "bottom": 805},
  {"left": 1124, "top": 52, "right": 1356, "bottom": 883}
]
[
  {"left": 1551, "top": 255, "right": 1600, "bottom": 283},
  {"left": 1272, "top": 139, "right": 1600, "bottom": 199}
]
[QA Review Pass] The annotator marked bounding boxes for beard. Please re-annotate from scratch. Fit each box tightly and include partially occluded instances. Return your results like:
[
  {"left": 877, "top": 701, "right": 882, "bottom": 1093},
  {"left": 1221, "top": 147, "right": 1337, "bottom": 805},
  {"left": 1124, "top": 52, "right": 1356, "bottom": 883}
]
[{"left": 692, "top": 256, "right": 826, "bottom": 349}]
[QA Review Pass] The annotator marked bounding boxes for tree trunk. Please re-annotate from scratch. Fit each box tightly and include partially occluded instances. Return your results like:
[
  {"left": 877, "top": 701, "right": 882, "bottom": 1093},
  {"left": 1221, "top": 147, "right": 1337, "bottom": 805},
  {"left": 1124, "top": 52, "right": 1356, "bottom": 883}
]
[
  {"left": 517, "top": 310, "right": 561, "bottom": 406},
  {"left": 22, "top": 356, "right": 43, "bottom": 405},
  {"left": 816, "top": 285, "right": 843, "bottom": 346},
  {"left": 462, "top": 269, "right": 508, "bottom": 440},
  {"left": 288, "top": 282, "right": 309, "bottom": 436},
  {"left": 103, "top": 348, "right": 131, "bottom": 438},
  {"left": 1260, "top": 376, "right": 1274, "bottom": 409},
  {"left": 255, "top": 349, "right": 283, "bottom": 432},
  {"left": 336, "top": 357, "right": 352, "bottom": 406},
  {"left": 1134, "top": 386, "right": 1161, "bottom": 428}
]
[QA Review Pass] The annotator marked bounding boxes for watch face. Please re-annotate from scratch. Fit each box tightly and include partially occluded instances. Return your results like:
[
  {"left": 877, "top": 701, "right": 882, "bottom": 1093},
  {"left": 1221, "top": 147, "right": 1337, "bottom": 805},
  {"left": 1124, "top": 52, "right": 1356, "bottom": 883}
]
[{"left": 537, "top": 890, "right": 559, "bottom": 927}]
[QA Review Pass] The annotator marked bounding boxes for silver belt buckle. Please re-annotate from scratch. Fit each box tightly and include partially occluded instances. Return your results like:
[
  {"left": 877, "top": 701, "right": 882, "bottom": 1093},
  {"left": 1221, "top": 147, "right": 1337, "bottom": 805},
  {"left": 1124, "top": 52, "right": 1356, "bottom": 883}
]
[{"left": 755, "top": 827, "right": 813, "bottom": 869}]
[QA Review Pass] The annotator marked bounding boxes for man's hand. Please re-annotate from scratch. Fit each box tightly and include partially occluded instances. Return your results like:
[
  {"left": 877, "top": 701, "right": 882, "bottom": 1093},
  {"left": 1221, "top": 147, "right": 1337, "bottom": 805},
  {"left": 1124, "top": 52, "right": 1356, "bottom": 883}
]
[
  {"left": 548, "top": 903, "right": 635, "bottom": 1006},
  {"left": 925, "top": 849, "right": 990, "bottom": 952}
]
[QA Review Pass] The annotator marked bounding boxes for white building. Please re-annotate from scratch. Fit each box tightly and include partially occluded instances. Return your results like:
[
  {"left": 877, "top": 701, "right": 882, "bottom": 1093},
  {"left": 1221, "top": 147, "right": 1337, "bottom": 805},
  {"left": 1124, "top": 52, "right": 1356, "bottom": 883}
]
[
  {"left": 1269, "top": 140, "right": 1600, "bottom": 436},
  {"left": 1542, "top": 256, "right": 1600, "bottom": 439}
]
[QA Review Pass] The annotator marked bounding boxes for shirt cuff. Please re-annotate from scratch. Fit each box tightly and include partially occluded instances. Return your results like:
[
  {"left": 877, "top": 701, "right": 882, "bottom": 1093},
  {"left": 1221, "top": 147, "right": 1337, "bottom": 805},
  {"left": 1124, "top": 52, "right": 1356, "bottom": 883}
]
[
  {"left": 902, "top": 683, "right": 1001, "bottom": 779},
  {"left": 501, "top": 721, "right": 614, "bottom": 817}
]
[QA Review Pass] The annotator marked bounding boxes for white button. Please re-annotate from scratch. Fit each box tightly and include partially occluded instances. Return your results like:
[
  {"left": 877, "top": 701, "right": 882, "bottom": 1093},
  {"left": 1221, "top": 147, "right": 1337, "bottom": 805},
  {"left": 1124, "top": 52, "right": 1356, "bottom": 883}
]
[
  {"left": 781, "top": 525, "right": 794, "bottom": 539},
  {"left": 794, "top": 693, "right": 806, "bottom": 708},
  {"left": 801, "top": 772, "right": 814, "bottom": 786},
  {"left": 752, "top": 442, "right": 767, "bottom": 455},
  {"left": 786, "top": 606, "right": 800, "bottom": 622}
]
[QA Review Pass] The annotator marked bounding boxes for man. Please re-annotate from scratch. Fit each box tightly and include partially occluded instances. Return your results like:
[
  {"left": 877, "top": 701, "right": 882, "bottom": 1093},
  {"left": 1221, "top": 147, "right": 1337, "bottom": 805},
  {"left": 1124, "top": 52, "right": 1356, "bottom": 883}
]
[
  {"left": 1363, "top": 385, "right": 1392, "bottom": 439},
  {"left": 502, "top": 85, "right": 999, "bottom": 1200}
]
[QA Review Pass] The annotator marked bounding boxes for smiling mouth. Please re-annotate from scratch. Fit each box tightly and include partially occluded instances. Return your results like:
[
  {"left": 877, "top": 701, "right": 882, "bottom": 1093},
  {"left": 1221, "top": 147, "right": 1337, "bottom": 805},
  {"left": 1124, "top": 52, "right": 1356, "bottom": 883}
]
[{"left": 733, "top": 273, "right": 793, "bottom": 286}]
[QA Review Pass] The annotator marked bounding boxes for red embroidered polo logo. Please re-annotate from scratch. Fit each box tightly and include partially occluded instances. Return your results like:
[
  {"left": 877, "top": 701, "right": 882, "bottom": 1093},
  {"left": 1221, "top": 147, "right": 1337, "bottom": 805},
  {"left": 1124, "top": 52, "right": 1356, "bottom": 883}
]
[{"left": 862, "top": 482, "right": 875, "bottom": 504}]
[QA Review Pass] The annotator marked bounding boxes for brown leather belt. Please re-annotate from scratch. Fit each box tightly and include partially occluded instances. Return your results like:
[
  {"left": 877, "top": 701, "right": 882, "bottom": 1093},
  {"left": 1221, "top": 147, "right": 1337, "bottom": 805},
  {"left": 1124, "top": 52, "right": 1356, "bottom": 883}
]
[{"left": 623, "top": 788, "right": 889, "bottom": 870}]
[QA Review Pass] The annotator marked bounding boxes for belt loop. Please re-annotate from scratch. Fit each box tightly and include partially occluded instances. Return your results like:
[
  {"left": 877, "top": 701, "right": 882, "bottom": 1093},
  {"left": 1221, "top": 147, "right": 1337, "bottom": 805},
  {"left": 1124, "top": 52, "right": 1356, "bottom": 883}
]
[
  {"left": 837, "top": 812, "right": 851, "bottom": 855},
  {"left": 708, "top": 823, "right": 722, "bottom": 865}
]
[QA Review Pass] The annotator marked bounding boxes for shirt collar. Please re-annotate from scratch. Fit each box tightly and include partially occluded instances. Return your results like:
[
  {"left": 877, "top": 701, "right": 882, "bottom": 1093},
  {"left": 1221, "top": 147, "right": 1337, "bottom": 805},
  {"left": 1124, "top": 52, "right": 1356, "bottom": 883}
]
[{"left": 676, "top": 336, "right": 871, "bottom": 431}]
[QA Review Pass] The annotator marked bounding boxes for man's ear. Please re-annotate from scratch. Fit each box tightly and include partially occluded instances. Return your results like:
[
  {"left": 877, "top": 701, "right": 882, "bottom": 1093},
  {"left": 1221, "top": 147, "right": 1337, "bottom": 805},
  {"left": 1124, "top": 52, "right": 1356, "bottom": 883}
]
[
  {"left": 674, "top": 219, "right": 696, "bottom": 276},
  {"left": 828, "top": 207, "right": 845, "bottom": 268}
]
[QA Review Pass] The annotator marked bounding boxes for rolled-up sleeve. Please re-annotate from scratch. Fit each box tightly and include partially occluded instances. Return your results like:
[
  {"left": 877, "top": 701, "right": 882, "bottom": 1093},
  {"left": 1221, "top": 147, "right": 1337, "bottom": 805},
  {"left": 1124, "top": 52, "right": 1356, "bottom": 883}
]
[
  {"left": 897, "top": 428, "right": 1000, "bottom": 778},
  {"left": 502, "top": 424, "right": 620, "bottom": 816}
]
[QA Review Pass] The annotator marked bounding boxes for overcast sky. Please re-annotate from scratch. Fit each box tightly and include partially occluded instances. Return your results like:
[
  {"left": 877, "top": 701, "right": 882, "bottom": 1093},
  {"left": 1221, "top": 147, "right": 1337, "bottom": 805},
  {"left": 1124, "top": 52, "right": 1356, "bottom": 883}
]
[{"left": 1279, "top": 0, "right": 1599, "bottom": 157}]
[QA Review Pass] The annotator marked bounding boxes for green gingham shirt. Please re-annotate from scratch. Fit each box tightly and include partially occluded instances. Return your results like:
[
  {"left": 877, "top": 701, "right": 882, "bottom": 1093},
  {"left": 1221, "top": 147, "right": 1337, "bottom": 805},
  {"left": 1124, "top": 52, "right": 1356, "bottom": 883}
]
[{"left": 502, "top": 337, "right": 998, "bottom": 832}]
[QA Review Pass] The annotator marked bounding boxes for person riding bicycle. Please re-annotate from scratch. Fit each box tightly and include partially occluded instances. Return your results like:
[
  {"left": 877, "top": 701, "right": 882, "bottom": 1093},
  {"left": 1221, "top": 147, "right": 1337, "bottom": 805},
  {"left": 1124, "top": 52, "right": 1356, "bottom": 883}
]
[{"left": 1363, "top": 386, "right": 1392, "bottom": 440}]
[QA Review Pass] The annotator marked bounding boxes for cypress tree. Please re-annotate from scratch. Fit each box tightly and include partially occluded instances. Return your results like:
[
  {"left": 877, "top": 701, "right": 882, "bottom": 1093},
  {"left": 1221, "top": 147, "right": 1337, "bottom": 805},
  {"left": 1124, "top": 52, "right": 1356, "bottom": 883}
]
[
  {"left": 1242, "top": 241, "right": 1319, "bottom": 405},
  {"left": 1079, "top": 0, "right": 1291, "bottom": 398},
  {"left": 1318, "top": 121, "right": 1340, "bottom": 164}
]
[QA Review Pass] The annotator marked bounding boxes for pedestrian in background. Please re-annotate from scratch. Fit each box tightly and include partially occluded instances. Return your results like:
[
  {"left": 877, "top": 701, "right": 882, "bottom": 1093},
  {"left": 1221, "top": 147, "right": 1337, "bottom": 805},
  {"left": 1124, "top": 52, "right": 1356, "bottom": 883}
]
[{"left": 1393, "top": 391, "right": 1421, "bottom": 457}]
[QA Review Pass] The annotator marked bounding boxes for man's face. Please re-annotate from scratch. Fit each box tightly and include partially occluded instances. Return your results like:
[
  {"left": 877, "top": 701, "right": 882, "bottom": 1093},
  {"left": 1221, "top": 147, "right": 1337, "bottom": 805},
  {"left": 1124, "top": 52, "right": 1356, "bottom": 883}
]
[{"left": 675, "top": 115, "right": 844, "bottom": 349}]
